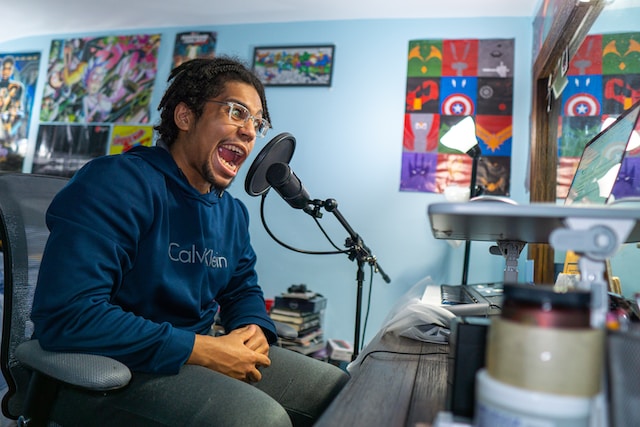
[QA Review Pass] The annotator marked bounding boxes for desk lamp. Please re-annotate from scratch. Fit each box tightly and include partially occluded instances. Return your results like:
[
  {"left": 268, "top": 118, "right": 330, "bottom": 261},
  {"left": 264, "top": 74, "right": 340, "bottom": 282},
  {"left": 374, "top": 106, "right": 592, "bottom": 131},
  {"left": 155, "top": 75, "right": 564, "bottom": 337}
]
[{"left": 440, "top": 116, "right": 481, "bottom": 285}]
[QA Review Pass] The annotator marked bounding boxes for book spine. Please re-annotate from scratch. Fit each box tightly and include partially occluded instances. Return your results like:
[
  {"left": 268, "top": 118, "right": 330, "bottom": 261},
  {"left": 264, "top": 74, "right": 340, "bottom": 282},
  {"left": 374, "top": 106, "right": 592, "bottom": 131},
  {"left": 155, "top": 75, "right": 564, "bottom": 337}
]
[
  {"left": 270, "top": 312, "right": 320, "bottom": 324},
  {"left": 294, "top": 317, "right": 321, "bottom": 332},
  {"left": 270, "top": 308, "right": 304, "bottom": 317}
]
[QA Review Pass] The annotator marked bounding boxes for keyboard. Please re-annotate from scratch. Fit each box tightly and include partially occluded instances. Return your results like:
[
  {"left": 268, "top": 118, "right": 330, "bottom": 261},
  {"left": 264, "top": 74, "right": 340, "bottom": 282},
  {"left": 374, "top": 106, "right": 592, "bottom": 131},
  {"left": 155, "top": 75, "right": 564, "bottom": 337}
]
[
  {"left": 421, "top": 282, "right": 503, "bottom": 316},
  {"left": 441, "top": 284, "right": 479, "bottom": 305}
]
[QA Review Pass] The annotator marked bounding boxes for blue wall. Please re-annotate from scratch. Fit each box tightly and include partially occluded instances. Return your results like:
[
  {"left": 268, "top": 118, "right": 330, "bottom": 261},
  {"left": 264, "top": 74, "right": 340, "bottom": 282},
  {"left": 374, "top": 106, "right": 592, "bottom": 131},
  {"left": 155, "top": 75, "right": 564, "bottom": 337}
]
[{"left": 1, "top": 7, "right": 637, "bottom": 348}]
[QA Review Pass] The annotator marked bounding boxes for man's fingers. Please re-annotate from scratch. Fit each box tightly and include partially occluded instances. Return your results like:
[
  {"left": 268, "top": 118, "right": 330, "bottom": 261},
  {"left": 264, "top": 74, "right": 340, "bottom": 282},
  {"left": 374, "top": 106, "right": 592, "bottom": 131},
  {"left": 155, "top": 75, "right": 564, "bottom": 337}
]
[
  {"left": 228, "top": 324, "right": 255, "bottom": 339},
  {"left": 247, "top": 366, "right": 263, "bottom": 382},
  {"left": 255, "top": 352, "right": 271, "bottom": 368}
]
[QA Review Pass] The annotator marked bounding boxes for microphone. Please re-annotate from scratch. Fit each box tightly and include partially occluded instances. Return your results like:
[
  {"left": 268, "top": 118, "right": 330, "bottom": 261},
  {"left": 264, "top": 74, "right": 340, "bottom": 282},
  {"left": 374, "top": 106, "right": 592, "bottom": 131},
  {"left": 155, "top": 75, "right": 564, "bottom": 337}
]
[
  {"left": 245, "top": 133, "right": 296, "bottom": 197},
  {"left": 266, "top": 162, "right": 311, "bottom": 209}
]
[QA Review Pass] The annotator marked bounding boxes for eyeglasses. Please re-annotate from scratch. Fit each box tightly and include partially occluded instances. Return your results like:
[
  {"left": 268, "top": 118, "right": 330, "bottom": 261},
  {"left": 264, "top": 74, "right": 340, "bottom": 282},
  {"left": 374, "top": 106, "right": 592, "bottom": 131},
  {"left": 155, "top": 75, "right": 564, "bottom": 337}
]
[{"left": 208, "top": 100, "right": 271, "bottom": 138}]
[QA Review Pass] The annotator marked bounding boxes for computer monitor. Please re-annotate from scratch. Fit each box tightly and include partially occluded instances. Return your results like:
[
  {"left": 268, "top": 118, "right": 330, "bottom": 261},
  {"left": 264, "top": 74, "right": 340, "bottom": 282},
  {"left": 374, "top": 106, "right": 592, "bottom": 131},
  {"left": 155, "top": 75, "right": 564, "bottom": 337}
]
[{"left": 565, "top": 100, "right": 640, "bottom": 206}]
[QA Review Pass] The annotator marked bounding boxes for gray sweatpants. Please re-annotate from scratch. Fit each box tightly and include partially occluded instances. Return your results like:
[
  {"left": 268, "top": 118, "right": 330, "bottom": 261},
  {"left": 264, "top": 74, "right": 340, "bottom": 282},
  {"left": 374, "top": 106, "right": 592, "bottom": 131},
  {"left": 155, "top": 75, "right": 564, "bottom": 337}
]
[{"left": 48, "top": 346, "right": 349, "bottom": 427}]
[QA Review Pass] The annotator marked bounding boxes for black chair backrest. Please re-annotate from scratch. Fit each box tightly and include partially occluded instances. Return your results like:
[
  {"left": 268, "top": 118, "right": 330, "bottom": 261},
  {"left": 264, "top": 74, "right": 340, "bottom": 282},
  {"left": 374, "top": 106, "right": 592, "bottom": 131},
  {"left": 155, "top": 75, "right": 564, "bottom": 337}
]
[{"left": 0, "top": 173, "right": 68, "bottom": 419}]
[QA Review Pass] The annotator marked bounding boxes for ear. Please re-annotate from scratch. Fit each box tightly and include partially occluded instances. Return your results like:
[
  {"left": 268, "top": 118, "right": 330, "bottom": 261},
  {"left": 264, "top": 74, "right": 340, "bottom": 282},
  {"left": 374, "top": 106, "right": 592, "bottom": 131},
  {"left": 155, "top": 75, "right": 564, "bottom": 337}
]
[{"left": 174, "top": 102, "right": 193, "bottom": 131}]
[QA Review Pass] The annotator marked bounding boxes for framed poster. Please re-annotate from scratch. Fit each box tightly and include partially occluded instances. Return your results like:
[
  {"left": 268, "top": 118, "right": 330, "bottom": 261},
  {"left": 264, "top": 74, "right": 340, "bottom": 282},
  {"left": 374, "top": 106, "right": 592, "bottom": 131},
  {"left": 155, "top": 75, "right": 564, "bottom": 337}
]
[
  {"left": 41, "top": 34, "right": 161, "bottom": 124},
  {"left": 32, "top": 124, "right": 110, "bottom": 177},
  {"left": 252, "top": 45, "right": 335, "bottom": 87},
  {"left": 109, "top": 125, "right": 153, "bottom": 154},
  {"left": 172, "top": 31, "right": 217, "bottom": 69},
  {"left": 0, "top": 52, "right": 41, "bottom": 172}
]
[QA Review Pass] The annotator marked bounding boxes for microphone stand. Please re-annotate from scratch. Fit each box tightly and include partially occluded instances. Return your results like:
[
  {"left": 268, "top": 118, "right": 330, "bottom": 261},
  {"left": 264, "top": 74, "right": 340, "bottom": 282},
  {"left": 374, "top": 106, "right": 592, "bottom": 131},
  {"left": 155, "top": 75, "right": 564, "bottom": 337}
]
[{"left": 303, "top": 198, "right": 390, "bottom": 359}]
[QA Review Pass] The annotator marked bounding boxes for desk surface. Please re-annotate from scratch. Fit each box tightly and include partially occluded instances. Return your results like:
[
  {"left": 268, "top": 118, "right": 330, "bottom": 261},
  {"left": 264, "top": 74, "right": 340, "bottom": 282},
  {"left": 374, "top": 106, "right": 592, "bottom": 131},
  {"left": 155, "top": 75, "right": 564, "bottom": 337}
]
[
  {"left": 428, "top": 201, "right": 640, "bottom": 243},
  {"left": 316, "top": 333, "right": 449, "bottom": 427}
]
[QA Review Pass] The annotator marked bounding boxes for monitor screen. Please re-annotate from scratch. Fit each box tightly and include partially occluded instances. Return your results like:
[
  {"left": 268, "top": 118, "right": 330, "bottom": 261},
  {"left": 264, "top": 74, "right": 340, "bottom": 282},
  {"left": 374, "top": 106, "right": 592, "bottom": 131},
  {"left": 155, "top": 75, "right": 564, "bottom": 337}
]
[{"left": 565, "top": 100, "right": 640, "bottom": 206}]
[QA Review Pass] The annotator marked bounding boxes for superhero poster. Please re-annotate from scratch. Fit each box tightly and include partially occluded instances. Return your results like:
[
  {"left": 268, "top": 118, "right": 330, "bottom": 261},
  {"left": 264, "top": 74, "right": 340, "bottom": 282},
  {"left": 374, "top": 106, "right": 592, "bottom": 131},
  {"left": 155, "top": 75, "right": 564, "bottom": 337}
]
[
  {"left": 172, "top": 31, "right": 217, "bottom": 70},
  {"left": 557, "top": 32, "right": 640, "bottom": 199},
  {"left": 0, "top": 52, "right": 41, "bottom": 172},
  {"left": 40, "top": 34, "right": 161, "bottom": 124},
  {"left": 34, "top": 34, "right": 160, "bottom": 177},
  {"left": 401, "top": 38, "right": 514, "bottom": 196},
  {"left": 109, "top": 125, "right": 153, "bottom": 155}
]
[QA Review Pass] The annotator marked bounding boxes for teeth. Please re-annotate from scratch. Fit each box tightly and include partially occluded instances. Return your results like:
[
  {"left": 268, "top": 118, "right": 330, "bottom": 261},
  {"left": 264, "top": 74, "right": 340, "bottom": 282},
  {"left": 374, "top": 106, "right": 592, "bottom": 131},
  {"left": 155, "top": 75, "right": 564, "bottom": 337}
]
[
  {"left": 218, "top": 144, "right": 244, "bottom": 172},
  {"left": 223, "top": 144, "right": 243, "bottom": 155},
  {"left": 220, "top": 156, "right": 237, "bottom": 172}
]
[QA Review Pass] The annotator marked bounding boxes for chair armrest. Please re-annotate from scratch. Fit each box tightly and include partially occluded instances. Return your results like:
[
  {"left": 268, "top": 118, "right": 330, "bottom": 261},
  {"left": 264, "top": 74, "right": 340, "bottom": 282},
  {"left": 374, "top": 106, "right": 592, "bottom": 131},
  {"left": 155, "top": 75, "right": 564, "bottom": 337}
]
[{"left": 15, "top": 340, "right": 131, "bottom": 391}]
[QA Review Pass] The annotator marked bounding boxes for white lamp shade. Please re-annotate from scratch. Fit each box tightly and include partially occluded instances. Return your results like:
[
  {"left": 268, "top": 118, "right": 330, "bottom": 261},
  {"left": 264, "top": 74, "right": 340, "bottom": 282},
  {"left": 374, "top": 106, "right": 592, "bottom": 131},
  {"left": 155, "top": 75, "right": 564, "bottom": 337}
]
[{"left": 440, "top": 116, "right": 479, "bottom": 155}]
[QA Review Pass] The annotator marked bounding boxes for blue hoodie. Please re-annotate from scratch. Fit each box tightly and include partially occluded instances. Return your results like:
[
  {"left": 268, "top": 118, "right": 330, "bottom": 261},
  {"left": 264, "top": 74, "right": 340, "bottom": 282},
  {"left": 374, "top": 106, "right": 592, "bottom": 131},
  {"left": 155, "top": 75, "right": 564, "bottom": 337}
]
[{"left": 31, "top": 145, "right": 277, "bottom": 374}]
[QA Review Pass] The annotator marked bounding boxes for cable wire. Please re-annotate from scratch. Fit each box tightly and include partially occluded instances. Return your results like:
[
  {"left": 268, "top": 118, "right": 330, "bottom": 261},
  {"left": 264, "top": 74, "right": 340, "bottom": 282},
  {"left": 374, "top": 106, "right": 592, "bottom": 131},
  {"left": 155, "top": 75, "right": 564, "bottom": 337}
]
[
  {"left": 360, "top": 264, "right": 374, "bottom": 351},
  {"left": 259, "top": 192, "right": 349, "bottom": 256},
  {"left": 259, "top": 191, "right": 381, "bottom": 351}
]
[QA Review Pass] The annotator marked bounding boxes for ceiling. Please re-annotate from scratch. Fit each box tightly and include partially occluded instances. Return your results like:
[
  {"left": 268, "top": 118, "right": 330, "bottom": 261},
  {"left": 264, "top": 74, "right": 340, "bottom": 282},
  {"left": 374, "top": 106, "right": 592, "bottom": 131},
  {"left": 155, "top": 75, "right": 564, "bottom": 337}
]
[{"left": 3, "top": 0, "right": 544, "bottom": 43}]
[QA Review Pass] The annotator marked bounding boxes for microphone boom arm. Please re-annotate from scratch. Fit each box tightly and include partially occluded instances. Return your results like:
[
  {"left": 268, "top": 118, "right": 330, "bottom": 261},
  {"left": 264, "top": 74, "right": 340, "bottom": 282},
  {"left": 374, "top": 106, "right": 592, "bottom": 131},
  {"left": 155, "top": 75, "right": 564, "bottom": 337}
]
[
  {"left": 305, "top": 198, "right": 391, "bottom": 359},
  {"left": 305, "top": 199, "right": 390, "bottom": 282}
]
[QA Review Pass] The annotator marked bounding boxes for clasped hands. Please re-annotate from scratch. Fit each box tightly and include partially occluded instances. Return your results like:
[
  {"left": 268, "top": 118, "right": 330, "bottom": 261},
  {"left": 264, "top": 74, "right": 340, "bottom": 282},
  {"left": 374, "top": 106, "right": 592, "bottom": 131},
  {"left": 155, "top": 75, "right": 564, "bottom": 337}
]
[{"left": 187, "top": 324, "right": 271, "bottom": 382}]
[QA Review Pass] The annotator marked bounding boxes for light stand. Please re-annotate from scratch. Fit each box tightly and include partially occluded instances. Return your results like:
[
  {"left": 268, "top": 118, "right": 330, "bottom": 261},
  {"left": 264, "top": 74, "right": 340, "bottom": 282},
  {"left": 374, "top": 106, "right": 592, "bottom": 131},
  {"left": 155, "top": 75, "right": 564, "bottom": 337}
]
[
  {"left": 440, "top": 116, "right": 482, "bottom": 285},
  {"left": 461, "top": 149, "right": 481, "bottom": 284},
  {"left": 303, "top": 198, "right": 391, "bottom": 359}
]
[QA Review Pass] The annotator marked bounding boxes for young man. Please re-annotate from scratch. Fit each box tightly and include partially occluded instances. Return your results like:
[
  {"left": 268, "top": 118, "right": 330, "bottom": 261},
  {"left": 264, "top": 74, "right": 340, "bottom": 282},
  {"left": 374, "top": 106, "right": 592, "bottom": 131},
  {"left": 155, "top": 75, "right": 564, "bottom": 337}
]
[{"left": 31, "top": 57, "right": 348, "bottom": 427}]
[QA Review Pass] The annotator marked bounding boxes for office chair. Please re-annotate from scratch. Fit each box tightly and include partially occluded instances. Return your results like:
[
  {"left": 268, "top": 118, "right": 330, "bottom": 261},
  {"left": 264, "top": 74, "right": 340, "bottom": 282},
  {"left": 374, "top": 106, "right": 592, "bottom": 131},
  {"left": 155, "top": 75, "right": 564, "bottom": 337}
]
[{"left": 0, "top": 173, "right": 131, "bottom": 427}]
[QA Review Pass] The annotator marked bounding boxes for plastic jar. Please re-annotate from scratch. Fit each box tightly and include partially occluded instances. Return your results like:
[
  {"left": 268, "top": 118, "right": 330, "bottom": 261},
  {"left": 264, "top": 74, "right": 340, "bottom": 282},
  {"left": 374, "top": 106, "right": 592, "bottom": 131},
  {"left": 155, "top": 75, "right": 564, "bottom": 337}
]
[
  {"left": 475, "top": 368, "right": 592, "bottom": 427},
  {"left": 501, "top": 283, "right": 591, "bottom": 328}
]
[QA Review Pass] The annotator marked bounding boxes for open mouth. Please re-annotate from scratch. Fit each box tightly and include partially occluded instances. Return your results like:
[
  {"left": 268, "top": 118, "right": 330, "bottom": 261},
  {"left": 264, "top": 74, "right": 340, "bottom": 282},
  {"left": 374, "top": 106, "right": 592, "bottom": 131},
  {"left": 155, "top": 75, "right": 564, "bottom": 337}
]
[{"left": 217, "top": 144, "right": 246, "bottom": 175}]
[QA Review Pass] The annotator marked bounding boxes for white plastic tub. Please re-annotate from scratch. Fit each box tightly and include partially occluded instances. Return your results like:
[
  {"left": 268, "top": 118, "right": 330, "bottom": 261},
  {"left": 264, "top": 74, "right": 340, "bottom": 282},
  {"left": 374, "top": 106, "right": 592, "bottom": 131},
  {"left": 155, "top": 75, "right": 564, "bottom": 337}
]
[{"left": 475, "top": 369, "right": 592, "bottom": 427}]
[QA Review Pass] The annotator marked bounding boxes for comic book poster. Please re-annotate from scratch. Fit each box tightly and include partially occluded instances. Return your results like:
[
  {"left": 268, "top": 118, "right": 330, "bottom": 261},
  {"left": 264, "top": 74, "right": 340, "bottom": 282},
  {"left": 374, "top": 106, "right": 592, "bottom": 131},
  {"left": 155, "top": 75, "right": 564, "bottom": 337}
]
[
  {"left": 0, "top": 52, "right": 41, "bottom": 172},
  {"left": 109, "top": 125, "right": 153, "bottom": 155},
  {"left": 32, "top": 124, "right": 110, "bottom": 177},
  {"left": 172, "top": 31, "right": 217, "bottom": 70},
  {"left": 557, "top": 32, "right": 640, "bottom": 198},
  {"left": 41, "top": 34, "right": 161, "bottom": 125},
  {"left": 401, "top": 38, "right": 514, "bottom": 196}
]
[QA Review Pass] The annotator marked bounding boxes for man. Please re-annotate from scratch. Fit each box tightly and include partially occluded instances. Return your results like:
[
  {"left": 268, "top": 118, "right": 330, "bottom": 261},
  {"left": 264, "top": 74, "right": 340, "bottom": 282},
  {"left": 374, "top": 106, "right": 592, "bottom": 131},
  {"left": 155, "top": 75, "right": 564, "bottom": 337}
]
[
  {"left": 0, "top": 56, "right": 24, "bottom": 109},
  {"left": 31, "top": 57, "right": 348, "bottom": 427}
]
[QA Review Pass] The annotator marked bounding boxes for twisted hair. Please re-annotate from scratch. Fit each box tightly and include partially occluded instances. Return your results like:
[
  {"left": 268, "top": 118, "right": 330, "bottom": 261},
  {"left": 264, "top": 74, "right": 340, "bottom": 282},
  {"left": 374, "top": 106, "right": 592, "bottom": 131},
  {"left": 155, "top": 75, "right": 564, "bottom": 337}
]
[
  {"left": 2, "top": 55, "right": 15, "bottom": 67},
  {"left": 154, "top": 56, "right": 270, "bottom": 146}
]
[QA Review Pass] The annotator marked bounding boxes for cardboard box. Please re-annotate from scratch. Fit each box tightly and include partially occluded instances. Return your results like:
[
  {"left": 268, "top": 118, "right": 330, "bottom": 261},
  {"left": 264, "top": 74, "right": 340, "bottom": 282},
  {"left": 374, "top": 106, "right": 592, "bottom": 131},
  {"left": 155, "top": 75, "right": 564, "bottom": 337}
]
[{"left": 327, "top": 339, "right": 353, "bottom": 362}]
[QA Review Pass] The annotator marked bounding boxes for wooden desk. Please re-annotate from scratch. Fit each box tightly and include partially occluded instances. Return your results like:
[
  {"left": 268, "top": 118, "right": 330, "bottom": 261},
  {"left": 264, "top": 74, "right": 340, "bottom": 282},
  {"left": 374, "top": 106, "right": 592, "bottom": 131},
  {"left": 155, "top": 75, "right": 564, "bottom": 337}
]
[{"left": 316, "top": 332, "right": 449, "bottom": 427}]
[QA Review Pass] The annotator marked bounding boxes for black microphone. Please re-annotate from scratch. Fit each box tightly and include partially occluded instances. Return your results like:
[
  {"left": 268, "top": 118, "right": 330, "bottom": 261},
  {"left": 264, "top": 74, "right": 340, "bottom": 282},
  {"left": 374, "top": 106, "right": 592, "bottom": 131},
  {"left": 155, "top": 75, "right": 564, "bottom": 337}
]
[{"left": 266, "top": 162, "right": 311, "bottom": 209}]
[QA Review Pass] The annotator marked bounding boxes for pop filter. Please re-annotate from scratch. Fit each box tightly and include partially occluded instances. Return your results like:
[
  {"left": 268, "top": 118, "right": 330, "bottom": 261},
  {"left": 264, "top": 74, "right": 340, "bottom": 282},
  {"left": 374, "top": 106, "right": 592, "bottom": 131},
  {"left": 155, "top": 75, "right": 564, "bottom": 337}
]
[{"left": 244, "top": 132, "right": 296, "bottom": 196}]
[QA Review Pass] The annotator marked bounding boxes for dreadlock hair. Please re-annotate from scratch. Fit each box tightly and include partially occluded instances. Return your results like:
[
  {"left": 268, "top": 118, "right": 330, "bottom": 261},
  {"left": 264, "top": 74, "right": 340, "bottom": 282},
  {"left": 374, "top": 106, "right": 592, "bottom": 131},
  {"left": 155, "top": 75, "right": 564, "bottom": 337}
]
[{"left": 154, "top": 56, "right": 270, "bottom": 147}]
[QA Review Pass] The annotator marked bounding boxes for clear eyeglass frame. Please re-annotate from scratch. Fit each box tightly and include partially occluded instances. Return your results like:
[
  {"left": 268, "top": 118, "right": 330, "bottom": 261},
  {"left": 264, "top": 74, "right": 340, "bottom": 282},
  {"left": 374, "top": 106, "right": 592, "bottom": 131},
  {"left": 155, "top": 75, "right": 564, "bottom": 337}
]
[{"left": 208, "top": 100, "right": 270, "bottom": 138}]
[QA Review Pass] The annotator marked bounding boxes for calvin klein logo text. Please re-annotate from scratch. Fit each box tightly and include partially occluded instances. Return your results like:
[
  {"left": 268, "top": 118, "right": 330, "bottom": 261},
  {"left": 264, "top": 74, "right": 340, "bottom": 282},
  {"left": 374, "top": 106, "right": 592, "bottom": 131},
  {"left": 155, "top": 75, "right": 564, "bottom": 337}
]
[{"left": 168, "top": 243, "right": 228, "bottom": 268}]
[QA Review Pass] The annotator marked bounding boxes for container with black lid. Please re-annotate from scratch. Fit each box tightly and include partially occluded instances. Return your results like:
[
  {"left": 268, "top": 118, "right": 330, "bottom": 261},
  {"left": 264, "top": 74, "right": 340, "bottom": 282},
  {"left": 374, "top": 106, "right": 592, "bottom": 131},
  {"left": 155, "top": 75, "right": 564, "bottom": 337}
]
[
  {"left": 484, "top": 283, "right": 604, "bottom": 398},
  {"left": 476, "top": 283, "right": 604, "bottom": 427},
  {"left": 501, "top": 283, "right": 591, "bottom": 329}
]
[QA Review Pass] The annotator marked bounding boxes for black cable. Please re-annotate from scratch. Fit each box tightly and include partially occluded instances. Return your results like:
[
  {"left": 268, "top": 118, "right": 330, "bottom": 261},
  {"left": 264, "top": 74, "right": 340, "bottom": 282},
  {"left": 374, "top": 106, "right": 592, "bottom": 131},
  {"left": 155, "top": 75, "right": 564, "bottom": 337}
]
[
  {"left": 259, "top": 191, "right": 381, "bottom": 352},
  {"left": 357, "top": 349, "right": 448, "bottom": 366},
  {"left": 360, "top": 264, "right": 374, "bottom": 351},
  {"left": 311, "top": 215, "right": 344, "bottom": 252},
  {"left": 259, "top": 193, "right": 349, "bottom": 256}
]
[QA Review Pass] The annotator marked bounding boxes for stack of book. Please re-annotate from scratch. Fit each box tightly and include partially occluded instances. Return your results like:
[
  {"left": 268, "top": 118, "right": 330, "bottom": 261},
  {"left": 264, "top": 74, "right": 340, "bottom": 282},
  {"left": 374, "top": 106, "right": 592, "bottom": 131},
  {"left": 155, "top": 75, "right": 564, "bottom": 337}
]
[{"left": 270, "top": 288, "right": 327, "bottom": 356}]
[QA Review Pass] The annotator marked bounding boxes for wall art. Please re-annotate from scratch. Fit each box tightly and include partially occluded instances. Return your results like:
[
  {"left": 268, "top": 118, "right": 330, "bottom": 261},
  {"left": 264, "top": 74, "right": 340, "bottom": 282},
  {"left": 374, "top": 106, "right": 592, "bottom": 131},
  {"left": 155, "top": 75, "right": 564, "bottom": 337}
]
[
  {"left": 401, "top": 38, "right": 515, "bottom": 196},
  {"left": 252, "top": 45, "right": 335, "bottom": 87}
]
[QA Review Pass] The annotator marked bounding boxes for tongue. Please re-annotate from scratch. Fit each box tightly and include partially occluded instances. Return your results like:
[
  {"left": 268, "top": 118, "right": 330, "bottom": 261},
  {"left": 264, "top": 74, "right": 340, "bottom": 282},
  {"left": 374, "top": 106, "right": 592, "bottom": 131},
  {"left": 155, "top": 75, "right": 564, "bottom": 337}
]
[{"left": 219, "top": 147, "right": 239, "bottom": 165}]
